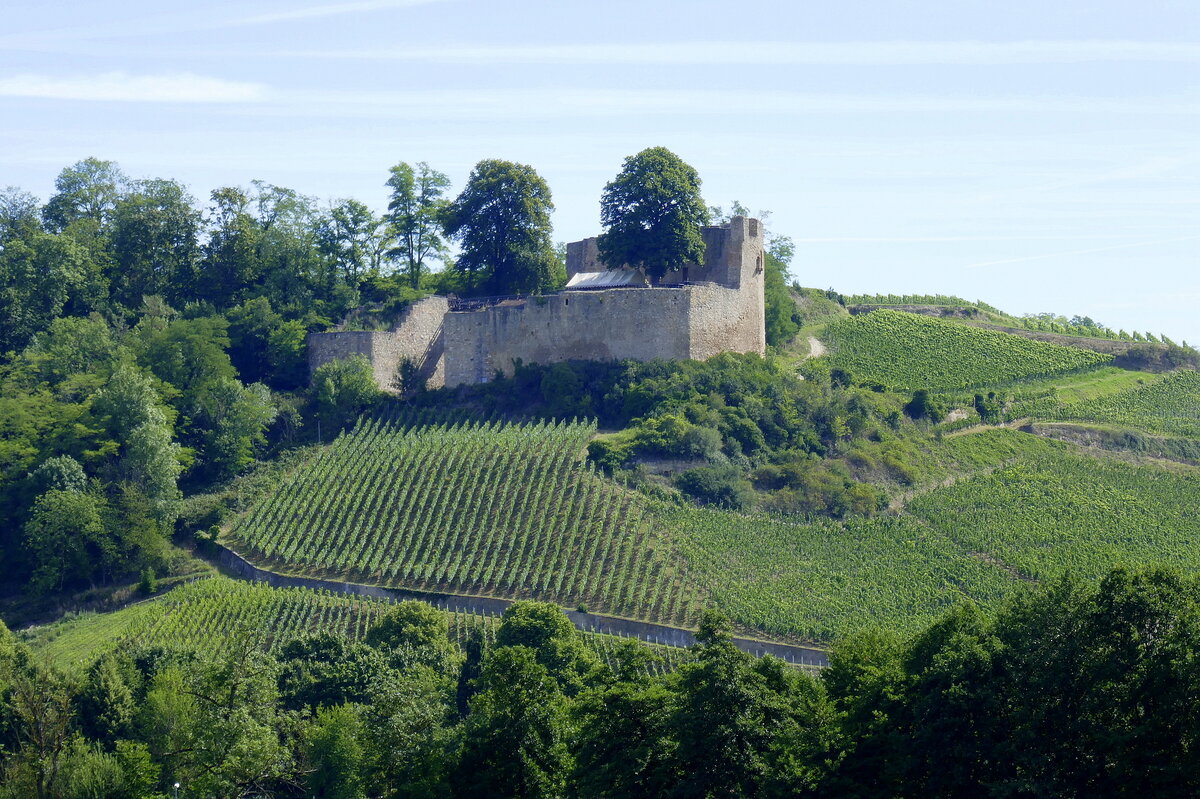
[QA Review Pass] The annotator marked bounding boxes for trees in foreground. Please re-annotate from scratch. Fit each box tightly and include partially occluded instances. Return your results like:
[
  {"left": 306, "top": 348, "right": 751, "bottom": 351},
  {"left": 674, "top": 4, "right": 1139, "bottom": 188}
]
[{"left": 4, "top": 570, "right": 1200, "bottom": 797}]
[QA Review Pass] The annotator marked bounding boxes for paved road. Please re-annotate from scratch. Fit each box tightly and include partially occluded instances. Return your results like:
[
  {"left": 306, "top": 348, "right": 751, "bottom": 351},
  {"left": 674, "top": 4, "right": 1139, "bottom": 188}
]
[{"left": 213, "top": 544, "right": 829, "bottom": 668}]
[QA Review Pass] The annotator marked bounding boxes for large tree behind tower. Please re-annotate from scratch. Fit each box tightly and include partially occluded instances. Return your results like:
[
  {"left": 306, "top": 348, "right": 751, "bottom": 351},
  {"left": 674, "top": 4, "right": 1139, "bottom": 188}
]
[
  {"left": 442, "top": 159, "right": 556, "bottom": 295},
  {"left": 598, "top": 146, "right": 709, "bottom": 282}
]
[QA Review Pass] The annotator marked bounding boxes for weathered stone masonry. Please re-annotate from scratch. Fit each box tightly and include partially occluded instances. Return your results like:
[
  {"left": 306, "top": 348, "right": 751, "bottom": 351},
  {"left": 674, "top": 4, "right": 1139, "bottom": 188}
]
[{"left": 308, "top": 216, "right": 765, "bottom": 389}]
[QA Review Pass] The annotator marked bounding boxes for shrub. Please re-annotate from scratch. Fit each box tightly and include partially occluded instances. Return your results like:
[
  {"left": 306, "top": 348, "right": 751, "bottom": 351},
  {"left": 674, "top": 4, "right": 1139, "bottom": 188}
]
[{"left": 675, "top": 464, "right": 755, "bottom": 509}]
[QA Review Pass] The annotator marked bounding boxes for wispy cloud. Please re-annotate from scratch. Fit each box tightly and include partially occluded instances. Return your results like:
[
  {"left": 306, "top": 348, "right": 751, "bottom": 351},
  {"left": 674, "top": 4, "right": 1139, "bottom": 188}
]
[
  {"left": 962, "top": 235, "right": 1200, "bottom": 270},
  {"left": 975, "top": 156, "right": 1198, "bottom": 203},
  {"left": 234, "top": 0, "right": 446, "bottom": 26},
  {"left": 0, "top": 72, "right": 268, "bottom": 103},
  {"left": 0, "top": 0, "right": 451, "bottom": 50},
  {"left": 264, "top": 87, "right": 1200, "bottom": 120},
  {"left": 282, "top": 40, "right": 1200, "bottom": 66}
]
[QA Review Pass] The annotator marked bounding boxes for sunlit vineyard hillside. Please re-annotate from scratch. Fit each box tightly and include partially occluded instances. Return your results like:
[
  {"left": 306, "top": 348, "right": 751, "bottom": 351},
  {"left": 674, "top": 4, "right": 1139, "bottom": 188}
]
[
  {"left": 822, "top": 309, "right": 1111, "bottom": 390},
  {"left": 224, "top": 414, "right": 703, "bottom": 626},
  {"left": 668, "top": 439, "right": 1200, "bottom": 638},
  {"left": 21, "top": 577, "right": 693, "bottom": 675},
  {"left": 1055, "top": 370, "right": 1200, "bottom": 438},
  {"left": 221, "top": 410, "right": 1200, "bottom": 643}
]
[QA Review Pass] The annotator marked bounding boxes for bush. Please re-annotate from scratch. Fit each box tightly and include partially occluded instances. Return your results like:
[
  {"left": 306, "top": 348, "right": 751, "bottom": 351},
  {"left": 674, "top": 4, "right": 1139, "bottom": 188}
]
[
  {"left": 137, "top": 568, "right": 157, "bottom": 595},
  {"left": 675, "top": 464, "right": 755, "bottom": 509},
  {"left": 904, "top": 389, "right": 947, "bottom": 423}
]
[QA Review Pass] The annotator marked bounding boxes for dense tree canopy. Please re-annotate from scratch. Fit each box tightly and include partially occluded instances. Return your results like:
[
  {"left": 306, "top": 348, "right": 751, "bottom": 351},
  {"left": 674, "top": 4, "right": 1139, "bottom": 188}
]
[
  {"left": 442, "top": 159, "right": 557, "bottom": 295},
  {"left": 598, "top": 147, "right": 709, "bottom": 281},
  {"left": 6, "top": 573, "right": 1200, "bottom": 797}
]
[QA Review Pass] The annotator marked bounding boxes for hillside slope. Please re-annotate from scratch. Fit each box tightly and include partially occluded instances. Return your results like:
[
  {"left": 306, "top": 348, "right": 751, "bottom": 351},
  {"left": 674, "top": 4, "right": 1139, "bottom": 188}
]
[{"left": 821, "top": 309, "right": 1112, "bottom": 390}]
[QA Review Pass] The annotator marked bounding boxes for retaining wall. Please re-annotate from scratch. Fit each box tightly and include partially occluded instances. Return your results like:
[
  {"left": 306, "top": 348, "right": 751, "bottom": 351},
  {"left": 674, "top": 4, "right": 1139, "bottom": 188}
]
[{"left": 213, "top": 544, "right": 827, "bottom": 667}]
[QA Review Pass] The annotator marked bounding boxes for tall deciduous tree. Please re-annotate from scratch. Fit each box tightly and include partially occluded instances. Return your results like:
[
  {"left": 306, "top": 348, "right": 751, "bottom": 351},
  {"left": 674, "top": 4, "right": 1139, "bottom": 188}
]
[
  {"left": 316, "top": 199, "right": 387, "bottom": 290},
  {"left": 199, "top": 187, "right": 261, "bottom": 308},
  {"left": 0, "top": 231, "right": 88, "bottom": 353},
  {"left": 443, "top": 159, "right": 556, "bottom": 295},
  {"left": 598, "top": 147, "right": 709, "bottom": 282},
  {"left": 42, "top": 157, "right": 126, "bottom": 233},
  {"left": 455, "top": 645, "right": 570, "bottom": 799},
  {"left": 385, "top": 161, "right": 451, "bottom": 289},
  {"left": 109, "top": 179, "right": 201, "bottom": 309}
]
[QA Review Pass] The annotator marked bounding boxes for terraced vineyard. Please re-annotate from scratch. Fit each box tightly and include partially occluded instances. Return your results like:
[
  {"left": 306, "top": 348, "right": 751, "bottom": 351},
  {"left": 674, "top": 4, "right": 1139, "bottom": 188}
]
[
  {"left": 821, "top": 309, "right": 1111, "bottom": 390},
  {"left": 909, "top": 450, "right": 1200, "bottom": 582},
  {"left": 219, "top": 412, "right": 1200, "bottom": 643},
  {"left": 1055, "top": 370, "right": 1200, "bottom": 438},
  {"left": 22, "top": 577, "right": 694, "bottom": 675},
  {"left": 665, "top": 434, "right": 1200, "bottom": 639},
  {"left": 668, "top": 508, "right": 1013, "bottom": 640},
  {"left": 225, "top": 414, "right": 702, "bottom": 626}
]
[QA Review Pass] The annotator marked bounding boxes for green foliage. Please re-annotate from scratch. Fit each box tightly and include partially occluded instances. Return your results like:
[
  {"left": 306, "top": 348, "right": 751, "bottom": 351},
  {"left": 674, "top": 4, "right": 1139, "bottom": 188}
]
[
  {"left": 1056, "top": 370, "right": 1200, "bottom": 438},
  {"left": 674, "top": 463, "right": 755, "bottom": 509},
  {"left": 597, "top": 146, "right": 709, "bottom": 280},
  {"left": 109, "top": 178, "right": 202, "bottom": 308},
  {"left": 385, "top": 161, "right": 451, "bottom": 289},
  {"left": 904, "top": 388, "right": 947, "bottom": 422},
  {"left": 316, "top": 198, "right": 387, "bottom": 290},
  {"left": 0, "top": 229, "right": 90, "bottom": 353},
  {"left": 307, "top": 704, "right": 367, "bottom": 799},
  {"left": 496, "top": 601, "right": 600, "bottom": 696},
  {"left": 443, "top": 159, "right": 557, "bottom": 295},
  {"left": 312, "top": 355, "right": 380, "bottom": 431},
  {"left": 763, "top": 239, "right": 802, "bottom": 347},
  {"left": 24, "top": 489, "right": 114, "bottom": 594},
  {"left": 456, "top": 645, "right": 570, "bottom": 799},
  {"left": 823, "top": 309, "right": 1112, "bottom": 390}
]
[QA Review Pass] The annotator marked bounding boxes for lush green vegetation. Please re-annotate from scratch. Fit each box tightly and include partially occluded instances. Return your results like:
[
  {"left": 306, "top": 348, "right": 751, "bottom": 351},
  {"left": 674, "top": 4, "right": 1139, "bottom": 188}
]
[
  {"left": 909, "top": 449, "right": 1200, "bottom": 581},
  {"left": 22, "top": 577, "right": 693, "bottom": 678},
  {"left": 822, "top": 310, "right": 1112, "bottom": 390},
  {"left": 6, "top": 569, "right": 1200, "bottom": 798},
  {"left": 1054, "top": 370, "right": 1200, "bottom": 438},
  {"left": 217, "top": 408, "right": 1200, "bottom": 645},
  {"left": 669, "top": 509, "right": 1011, "bottom": 640},
  {"left": 225, "top": 414, "right": 702, "bottom": 626},
  {"left": 844, "top": 293, "right": 1000, "bottom": 311}
]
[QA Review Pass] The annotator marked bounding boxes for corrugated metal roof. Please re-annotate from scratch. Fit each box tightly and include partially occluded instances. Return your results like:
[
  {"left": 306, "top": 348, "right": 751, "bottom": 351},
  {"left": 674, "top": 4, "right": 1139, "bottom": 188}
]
[{"left": 565, "top": 269, "right": 647, "bottom": 290}]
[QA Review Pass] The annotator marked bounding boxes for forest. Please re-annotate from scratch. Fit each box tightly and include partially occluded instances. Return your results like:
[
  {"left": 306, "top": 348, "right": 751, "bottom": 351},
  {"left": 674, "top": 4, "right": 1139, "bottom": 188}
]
[{"left": 4, "top": 569, "right": 1200, "bottom": 798}]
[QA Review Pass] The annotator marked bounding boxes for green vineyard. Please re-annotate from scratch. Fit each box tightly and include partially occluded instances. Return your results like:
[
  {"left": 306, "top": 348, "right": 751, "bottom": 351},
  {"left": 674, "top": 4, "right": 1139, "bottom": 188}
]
[
  {"left": 821, "top": 309, "right": 1111, "bottom": 390},
  {"left": 225, "top": 414, "right": 703, "bottom": 627},
  {"left": 665, "top": 432, "right": 1200, "bottom": 639},
  {"left": 22, "top": 577, "right": 694, "bottom": 676},
  {"left": 220, "top": 413, "right": 1200, "bottom": 643},
  {"left": 909, "top": 449, "right": 1200, "bottom": 582},
  {"left": 668, "top": 508, "right": 1013, "bottom": 640},
  {"left": 1055, "top": 370, "right": 1200, "bottom": 438}
]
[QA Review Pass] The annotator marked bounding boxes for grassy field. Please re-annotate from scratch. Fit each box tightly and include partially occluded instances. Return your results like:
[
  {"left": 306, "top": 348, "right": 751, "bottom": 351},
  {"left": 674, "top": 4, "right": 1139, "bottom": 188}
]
[{"left": 820, "top": 309, "right": 1112, "bottom": 391}]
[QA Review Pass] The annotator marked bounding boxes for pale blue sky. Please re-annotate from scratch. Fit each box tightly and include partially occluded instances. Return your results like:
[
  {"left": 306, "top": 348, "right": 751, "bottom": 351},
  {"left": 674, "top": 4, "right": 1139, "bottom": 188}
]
[{"left": 3, "top": 0, "right": 1198, "bottom": 342}]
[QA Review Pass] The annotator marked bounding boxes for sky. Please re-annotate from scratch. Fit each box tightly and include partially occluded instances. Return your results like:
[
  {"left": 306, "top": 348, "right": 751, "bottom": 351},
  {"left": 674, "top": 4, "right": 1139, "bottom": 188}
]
[{"left": 2, "top": 0, "right": 1198, "bottom": 343}]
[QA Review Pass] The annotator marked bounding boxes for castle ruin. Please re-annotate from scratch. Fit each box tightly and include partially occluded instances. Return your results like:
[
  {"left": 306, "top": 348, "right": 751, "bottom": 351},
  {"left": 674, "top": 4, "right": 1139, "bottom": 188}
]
[{"left": 307, "top": 215, "right": 766, "bottom": 389}]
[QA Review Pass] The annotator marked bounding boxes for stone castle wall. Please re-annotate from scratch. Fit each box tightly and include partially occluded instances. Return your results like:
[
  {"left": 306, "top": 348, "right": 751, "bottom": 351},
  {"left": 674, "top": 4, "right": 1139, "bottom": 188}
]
[
  {"left": 308, "top": 296, "right": 448, "bottom": 390},
  {"left": 308, "top": 217, "right": 764, "bottom": 389}
]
